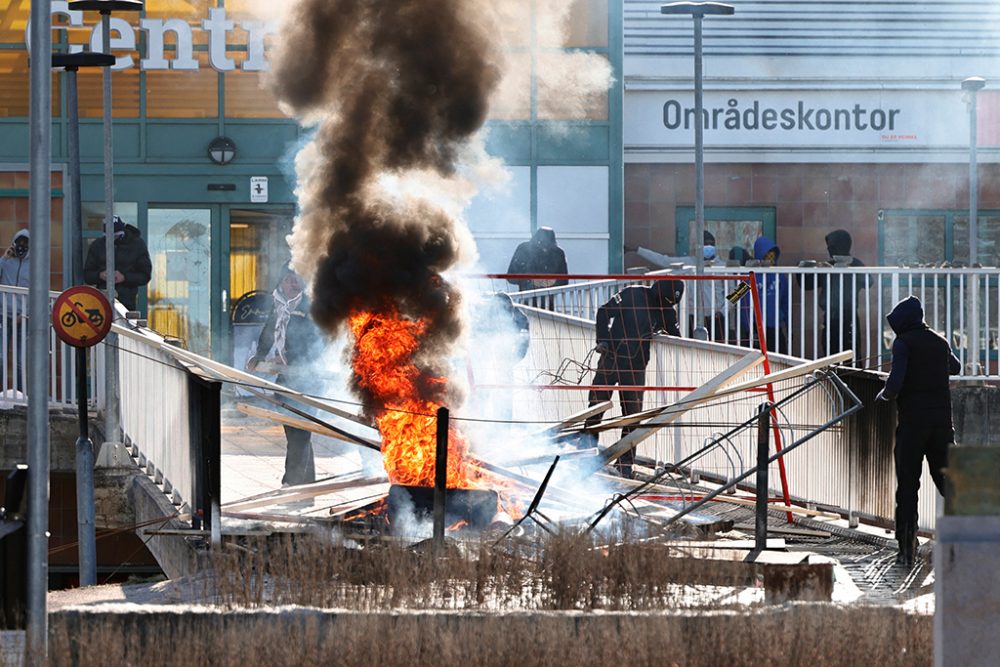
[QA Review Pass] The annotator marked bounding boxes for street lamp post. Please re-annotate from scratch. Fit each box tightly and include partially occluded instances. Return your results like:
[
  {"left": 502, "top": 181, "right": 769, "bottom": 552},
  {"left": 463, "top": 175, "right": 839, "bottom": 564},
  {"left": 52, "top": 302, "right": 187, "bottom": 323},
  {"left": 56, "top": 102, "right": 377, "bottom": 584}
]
[
  {"left": 67, "top": 1, "right": 144, "bottom": 464},
  {"left": 52, "top": 51, "right": 115, "bottom": 590},
  {"left": 661, "top": 2, "right": 734, "bottom": 340},
  {"left": 962, "top": 76, "right": 985, "bottom": 375}
]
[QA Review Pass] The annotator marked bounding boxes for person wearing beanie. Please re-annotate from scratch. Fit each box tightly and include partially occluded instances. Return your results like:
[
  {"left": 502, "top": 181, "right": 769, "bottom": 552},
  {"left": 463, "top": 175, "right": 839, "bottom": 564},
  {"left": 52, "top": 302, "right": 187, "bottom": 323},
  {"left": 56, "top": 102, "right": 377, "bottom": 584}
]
[
  {"left": 582, "top": 278, "right": 684, "bottom": 478},
  {"left": 799, "top": 229, "right": 869, "bottom": 358},
  {"left": 83, "top": 215, "right": 152, "bottom": 311}
]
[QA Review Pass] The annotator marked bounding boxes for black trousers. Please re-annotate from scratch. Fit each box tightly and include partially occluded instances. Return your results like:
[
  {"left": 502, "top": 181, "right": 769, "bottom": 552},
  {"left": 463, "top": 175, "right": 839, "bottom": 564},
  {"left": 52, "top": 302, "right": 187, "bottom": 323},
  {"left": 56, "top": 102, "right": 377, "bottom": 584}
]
[
  {"left": 281, "top": 424, "right": 316, "bottom": 486},
  {"left": 585, "top": 353, "right": 647, "bottom": 473},
  {"left": 894, "top": 416, "right": 951, "bottom": 548}
]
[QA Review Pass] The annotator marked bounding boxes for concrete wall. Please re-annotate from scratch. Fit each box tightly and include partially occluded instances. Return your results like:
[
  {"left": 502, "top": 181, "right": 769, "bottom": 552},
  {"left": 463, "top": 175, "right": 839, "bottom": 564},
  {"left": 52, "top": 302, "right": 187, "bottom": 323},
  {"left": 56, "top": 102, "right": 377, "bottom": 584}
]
[
  {"left": 0, "top": 407, "right": 81, "bottom": 473},
  {"left": 48, "top": 604, "right": 931, "bottom": 666}
]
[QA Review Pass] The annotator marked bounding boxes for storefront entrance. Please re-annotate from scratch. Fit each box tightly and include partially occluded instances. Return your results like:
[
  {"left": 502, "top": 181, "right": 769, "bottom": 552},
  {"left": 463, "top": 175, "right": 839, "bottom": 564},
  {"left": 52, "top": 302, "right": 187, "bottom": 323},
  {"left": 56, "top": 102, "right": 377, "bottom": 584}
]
[{"left": 145, "top": 205, "right": 294, "bottom": 360}]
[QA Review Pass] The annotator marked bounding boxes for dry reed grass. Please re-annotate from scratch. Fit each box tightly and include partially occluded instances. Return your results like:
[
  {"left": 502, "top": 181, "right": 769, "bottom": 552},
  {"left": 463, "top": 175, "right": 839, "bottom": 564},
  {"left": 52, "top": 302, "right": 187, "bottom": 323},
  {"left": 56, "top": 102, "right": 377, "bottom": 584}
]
[{"left": 13, "top": 527, "right": 932, "bottom": 666}]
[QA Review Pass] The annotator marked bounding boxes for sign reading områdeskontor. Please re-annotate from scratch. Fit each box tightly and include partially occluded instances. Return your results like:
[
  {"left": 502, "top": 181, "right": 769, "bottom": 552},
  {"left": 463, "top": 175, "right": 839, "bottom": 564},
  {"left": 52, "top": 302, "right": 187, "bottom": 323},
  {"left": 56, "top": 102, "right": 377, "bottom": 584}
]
[{"left": 625, "top": 89, "right": 971, "bottom": 149}]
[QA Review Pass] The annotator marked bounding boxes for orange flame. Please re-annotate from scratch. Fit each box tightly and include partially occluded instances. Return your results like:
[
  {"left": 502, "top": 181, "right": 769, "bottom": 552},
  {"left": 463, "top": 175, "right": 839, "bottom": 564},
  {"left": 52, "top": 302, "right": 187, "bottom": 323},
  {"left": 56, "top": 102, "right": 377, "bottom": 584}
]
[{"left": 349, "top": 308, "right": 477, "bottom": 488}]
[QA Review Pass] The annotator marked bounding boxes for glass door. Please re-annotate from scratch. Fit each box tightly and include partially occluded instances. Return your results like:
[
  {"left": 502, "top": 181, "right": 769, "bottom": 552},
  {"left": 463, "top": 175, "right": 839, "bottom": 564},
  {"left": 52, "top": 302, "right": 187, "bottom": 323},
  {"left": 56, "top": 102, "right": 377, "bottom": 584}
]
[
  {"left": 224, "top": 207, "right": 296, "bottom": 367},
  {"left": 145, "top": 205, "right": 295, "bottom": 361},
  {"left": 146, "top": 207, "right": 216, "bottom": 357}
]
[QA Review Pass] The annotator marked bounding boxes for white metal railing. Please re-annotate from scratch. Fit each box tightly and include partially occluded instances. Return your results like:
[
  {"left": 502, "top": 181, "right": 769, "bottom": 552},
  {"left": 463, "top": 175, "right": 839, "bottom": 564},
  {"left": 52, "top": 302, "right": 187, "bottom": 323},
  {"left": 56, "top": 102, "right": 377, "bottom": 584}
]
[
  {"left": 114, "top": 322, "right": 197, "bottom": 514},
  {"left": 518, "top": 306, "right": 938, "bottom": 530},
  {"left": 0, "top": 285, "right": 95, "bottom": 408},
  {"left": 507, "top": 266, "right": 1000, "bottom": 381}
]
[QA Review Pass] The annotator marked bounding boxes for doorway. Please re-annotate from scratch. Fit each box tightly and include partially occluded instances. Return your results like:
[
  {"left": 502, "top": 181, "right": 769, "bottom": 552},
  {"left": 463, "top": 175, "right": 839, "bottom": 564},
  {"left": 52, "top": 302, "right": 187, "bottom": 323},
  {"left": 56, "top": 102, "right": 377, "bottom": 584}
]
[{"left": 145, "top": 205, "right": 295, "bottom": 360}]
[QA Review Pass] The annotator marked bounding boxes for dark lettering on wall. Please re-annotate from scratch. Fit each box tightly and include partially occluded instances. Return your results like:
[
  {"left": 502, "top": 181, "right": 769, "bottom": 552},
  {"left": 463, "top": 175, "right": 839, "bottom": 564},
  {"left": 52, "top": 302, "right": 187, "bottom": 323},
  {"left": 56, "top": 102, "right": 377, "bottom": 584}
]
[{"left": 659, "top": 97, "right": 904, "bottom": 133}]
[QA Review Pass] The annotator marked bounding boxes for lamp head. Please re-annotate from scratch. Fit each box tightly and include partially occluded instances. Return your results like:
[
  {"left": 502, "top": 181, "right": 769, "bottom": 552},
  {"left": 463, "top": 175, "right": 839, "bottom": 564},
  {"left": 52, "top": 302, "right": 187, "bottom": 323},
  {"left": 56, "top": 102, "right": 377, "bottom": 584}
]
[
  {"left": 962, "top": 76, "right": 986, "bottom": 93},
  {"left": 661, "top": 2, "right": 735, "bottom": 16},
  {"left": 68, "top": 0, "right": 144, "bottom": 13}
]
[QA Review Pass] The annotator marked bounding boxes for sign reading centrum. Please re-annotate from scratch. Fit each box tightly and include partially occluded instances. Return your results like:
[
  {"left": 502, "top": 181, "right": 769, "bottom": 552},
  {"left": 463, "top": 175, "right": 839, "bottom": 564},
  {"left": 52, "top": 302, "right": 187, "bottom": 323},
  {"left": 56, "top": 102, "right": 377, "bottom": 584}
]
[
  {"left": 624, "top": 89, "right": 970, "bottom": 150},
  {"left": 29, "top": 1, "right": 275, "bottom": 72}
]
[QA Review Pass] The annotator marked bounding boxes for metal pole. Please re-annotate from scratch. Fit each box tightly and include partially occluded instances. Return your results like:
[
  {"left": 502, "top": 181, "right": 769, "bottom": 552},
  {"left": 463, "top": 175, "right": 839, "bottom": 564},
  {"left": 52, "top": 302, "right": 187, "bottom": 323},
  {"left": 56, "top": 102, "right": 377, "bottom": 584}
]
[
  {"left": 433, "top": 407, "right": 449, "bottom": 549},
  {"left": 101, "top": 10, "right": 121, "bottom": 461},
  {"left": 755, "top": 402, "right": 771, "bottom": 551},
  {"left": 969, "top": 91, "right": 980, "bottom": 375},
  {"left": 26, "top": 0, "right": 52, "bottom": 660},
  {"left": 66, "top": 67, "right": 97, "bottom": 587},
  {"left": 692, "top": 14, "right": 708, "bottom": 340}
]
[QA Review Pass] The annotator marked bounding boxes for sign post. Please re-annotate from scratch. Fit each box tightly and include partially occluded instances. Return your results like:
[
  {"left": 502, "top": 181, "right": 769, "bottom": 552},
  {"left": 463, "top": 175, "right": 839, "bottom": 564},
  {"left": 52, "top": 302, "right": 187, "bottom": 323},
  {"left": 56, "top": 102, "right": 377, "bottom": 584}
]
[{"left": 51, "top": 285, "right": 113, "bottom": 588}]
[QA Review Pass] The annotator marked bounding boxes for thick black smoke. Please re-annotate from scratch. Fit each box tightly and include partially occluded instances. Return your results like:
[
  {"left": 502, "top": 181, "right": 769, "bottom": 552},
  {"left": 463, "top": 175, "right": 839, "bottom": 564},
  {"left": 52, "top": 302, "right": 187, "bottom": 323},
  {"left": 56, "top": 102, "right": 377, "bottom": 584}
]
[{"left": 269, "top": 0, "right": 502, "bottom": 407}]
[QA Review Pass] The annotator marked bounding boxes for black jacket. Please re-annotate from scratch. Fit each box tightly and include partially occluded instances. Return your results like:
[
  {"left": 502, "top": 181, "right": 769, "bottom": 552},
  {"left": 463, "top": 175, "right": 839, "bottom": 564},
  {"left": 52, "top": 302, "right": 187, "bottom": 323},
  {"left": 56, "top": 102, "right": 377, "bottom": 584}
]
[
  {"left": 883, "top": 296, "right": 960, "bottom": 416},
  {"left": 596, "top": 282, "right": 682, "bottom": 365},
  {"left": 800, "top": 229, "right": 870, "bottom": 322},
  {"left": 83, "top": 224, "right": 152, "bottom": 311},
  {"left": 506, "top": 228, "right": 569, "bottom": 291}
]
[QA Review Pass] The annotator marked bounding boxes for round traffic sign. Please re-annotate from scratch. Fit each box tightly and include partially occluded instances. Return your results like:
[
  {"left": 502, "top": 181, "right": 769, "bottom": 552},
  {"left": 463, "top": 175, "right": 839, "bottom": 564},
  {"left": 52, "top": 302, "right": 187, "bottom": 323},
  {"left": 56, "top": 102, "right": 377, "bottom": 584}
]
[{"left": 52, "top": 286, "right": 113, "bottom": 348}]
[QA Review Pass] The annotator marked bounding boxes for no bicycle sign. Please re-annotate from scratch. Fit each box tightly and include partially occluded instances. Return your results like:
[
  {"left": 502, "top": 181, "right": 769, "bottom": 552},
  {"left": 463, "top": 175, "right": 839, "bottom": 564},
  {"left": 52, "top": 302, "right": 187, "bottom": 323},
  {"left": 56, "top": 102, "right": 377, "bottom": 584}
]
[{"left": 52, "top": 286, "right": 112, "bottom": 348}]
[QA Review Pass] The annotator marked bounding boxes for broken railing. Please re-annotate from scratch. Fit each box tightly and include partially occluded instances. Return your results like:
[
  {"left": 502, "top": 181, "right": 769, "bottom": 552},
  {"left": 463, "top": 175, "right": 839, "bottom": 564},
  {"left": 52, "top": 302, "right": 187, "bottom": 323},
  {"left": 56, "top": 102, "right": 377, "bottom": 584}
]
[{"left": 495, "top": 265, "right": 1000, "bottom": 380}]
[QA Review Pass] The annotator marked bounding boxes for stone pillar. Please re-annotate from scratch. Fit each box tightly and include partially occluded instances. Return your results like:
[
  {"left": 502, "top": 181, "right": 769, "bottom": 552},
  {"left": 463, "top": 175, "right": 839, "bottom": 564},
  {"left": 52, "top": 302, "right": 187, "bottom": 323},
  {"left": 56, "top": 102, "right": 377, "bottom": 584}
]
[{"left": 935, "top": 447, "right": 1000, "bottom": 667}]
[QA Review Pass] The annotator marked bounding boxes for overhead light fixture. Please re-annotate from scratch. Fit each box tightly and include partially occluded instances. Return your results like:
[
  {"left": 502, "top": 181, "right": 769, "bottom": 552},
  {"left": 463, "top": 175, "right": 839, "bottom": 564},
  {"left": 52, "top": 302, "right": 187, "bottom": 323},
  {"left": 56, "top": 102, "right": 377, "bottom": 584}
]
[{"left": 208, "top": 136, "right": 237, "bottom": 165}]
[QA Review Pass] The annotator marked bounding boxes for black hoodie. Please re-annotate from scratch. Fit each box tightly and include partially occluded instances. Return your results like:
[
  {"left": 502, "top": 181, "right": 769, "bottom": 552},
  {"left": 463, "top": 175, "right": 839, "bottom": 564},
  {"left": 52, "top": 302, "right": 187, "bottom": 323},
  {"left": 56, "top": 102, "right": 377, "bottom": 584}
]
[
  {"left": 882, "top": 296, "right": 960, "bottom": 415},
  {"left": 801, "top": 229, "right": 869, "bottom": 320},
  {"left": 506, "top": 227, "right": 569, "bottom": 291},
  {"left": 84, "top": 224, "right": 152, "bottom": 311}
]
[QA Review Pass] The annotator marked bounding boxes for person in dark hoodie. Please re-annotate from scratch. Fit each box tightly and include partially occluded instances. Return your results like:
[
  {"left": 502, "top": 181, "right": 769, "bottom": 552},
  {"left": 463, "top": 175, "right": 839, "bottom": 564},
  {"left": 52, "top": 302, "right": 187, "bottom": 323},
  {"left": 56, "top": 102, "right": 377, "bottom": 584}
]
[
  {"left": 0, "top": 229, "right": 29, "bottom": 390},
  {"left": 741, "top": 237, "right": 789, "bottom": 354},
  {"left": 582, "top": 278, "right": 684, "bottom": 478},
  {"left": 799, "top": 229, "right": 869, "bottom": 357},
  {"left": 877, "top": 295, "right": 960, "bottom": 567},
  {"left": 506, "top": 227, "right": 569, "bottom": 291},
  {"left": 84, "top": 216, "right": 152, "bottom": 311}
]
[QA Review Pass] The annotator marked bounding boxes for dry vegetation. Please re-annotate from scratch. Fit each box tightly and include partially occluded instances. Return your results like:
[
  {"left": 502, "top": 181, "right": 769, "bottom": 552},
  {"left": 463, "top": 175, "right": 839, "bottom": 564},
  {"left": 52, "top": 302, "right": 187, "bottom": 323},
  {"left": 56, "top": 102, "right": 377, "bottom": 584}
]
[{"left": 10, "top": 527, "right": 932, "bottom": 666}]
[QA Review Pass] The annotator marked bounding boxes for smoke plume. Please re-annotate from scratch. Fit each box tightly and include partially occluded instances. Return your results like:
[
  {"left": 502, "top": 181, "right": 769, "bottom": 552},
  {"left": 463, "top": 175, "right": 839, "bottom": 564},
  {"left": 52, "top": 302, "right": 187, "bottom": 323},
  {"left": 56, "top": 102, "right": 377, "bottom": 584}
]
[{"left": 268, "top": 0, "right": 503, "bottom": 408}]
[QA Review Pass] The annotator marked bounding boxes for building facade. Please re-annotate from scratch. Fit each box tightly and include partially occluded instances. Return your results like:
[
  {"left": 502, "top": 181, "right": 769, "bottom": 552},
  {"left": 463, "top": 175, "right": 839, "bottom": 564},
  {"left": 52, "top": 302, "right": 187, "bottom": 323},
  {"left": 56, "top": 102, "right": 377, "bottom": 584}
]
[
  {"left": 0, "top": 0, "right": 624, "bottom": 359},
  {"left": 623, "top": 0, "right": 1000, "bottom": 268}
]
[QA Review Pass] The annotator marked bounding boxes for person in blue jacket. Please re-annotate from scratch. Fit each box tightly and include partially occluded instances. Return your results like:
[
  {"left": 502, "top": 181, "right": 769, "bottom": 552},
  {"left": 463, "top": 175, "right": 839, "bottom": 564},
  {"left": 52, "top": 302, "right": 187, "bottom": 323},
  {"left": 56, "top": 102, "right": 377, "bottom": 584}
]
[
  {"left": 877, "top": 295, "right": 960, "bottom": 567},
  {"left": 741, "top": 236, "right": 789, "bottom": 355}
]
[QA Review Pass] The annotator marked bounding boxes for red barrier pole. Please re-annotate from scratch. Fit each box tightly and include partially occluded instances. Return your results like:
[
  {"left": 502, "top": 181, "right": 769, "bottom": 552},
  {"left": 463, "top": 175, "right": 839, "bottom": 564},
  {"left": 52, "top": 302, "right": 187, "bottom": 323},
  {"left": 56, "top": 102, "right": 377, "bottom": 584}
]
[{"left": 747, "top": 272, "right": 794, "bottom": 523}]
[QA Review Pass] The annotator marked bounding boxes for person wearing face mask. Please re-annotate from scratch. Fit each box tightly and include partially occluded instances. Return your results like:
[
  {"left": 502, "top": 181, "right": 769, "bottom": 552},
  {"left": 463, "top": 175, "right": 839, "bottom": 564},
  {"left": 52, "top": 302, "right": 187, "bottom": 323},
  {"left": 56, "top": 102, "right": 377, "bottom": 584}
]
[
  {"left": 83, "top": 216, "right": 152, "bottom": 311},
  {"left": 0, "top": 229, "right": 29, "bottom": 391}
]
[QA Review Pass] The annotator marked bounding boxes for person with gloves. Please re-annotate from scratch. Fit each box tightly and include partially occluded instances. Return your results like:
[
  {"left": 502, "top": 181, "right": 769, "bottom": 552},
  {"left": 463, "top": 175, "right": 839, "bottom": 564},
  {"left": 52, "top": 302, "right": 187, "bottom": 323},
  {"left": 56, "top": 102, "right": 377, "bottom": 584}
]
[
  {"left": 877, "top": 295, "right": 960, "bottom": 567},
  {"left": 582, "top": 278, "right": 684, "bottom": 478}
]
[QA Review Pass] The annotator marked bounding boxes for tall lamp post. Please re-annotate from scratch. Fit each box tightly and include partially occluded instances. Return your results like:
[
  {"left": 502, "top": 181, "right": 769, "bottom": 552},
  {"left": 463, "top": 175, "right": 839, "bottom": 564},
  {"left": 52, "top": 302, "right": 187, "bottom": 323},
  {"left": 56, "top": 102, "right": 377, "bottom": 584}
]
[
  {"left": 67, "top": 0, "right": 144, "bottom": 464},
  {"left": 962, "top": 76, "right": 985, "bottom": 375},
  {"left": 661, "top": 2, "right": 734, "bottom": 340},
  {"left": 52, "top": 51, "right": 115, "bottom": 590}
]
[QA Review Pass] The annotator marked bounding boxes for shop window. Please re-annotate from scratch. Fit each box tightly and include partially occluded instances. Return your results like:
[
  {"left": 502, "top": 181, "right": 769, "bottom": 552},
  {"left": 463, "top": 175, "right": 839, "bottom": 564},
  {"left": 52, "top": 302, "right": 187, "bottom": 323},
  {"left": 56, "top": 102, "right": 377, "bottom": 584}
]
[
  {"left": 0, "top": 170, "right": 65, "bottom": 289},
  {"left": 879, "top": 210, "right": 1000, "bottom": 266},
  {"left": 537, "top": 0, "right": 609, "bottom": 49},
  {"left": 146, "top": 50, "right": 219, "bottom": 118},
  {"left": 75, "top": 66, "right": 140, "bottom": 119},
  {"left": 0, "top": 52, "right": 61, "bottom": 117},
  {"left": 490, "top": 52, "right": 531, "bottom": 121},
  {"left": 676, "top": 207, "right": 776, "bottom": 259},
  {"left": 536, "top": 52, "right": 609, "bottom": 121},
  {"left": 224, "top": 70, "right": 283, "bottom": 119}
]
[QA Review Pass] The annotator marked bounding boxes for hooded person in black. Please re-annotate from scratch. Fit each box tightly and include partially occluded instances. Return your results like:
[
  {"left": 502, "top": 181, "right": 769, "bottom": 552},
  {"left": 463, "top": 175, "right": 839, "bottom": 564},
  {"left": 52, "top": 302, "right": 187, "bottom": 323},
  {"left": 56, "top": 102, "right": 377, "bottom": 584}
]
[
  {"left": 83, "top": 216, "right": 153, "bottom": 311},
  {"left": 800, "top": 229, "right": 869, "bottom": 358},
  {"left": 583, "top": 279, "right": 684, "bottom": 478},
  {"left": 506, "top": 227, "right": 569, "bottom": 291},
  {"left": 877, "top": 295, "right": 960, "bottom": 566}
]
